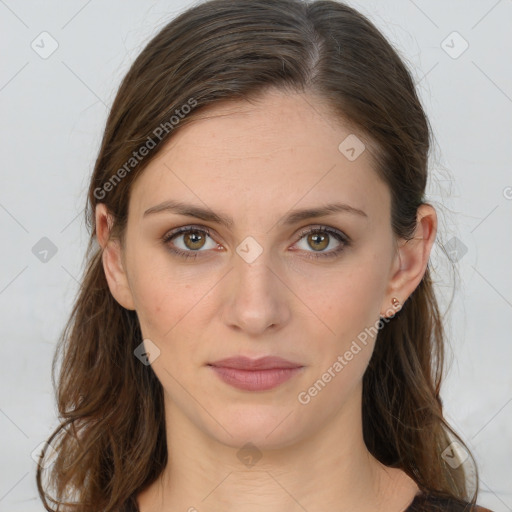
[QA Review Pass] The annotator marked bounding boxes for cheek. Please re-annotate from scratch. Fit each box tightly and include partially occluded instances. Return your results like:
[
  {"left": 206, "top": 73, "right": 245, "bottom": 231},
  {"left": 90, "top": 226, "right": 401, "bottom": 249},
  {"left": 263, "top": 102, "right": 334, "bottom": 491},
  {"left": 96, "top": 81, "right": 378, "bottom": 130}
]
[
  {"left": 295, "top": 270, "right": 382, "bottom": 412},
  {"left": 291, "top": 252, "right": 389, "bottom": 403},
  {"left": 127, "top": 250, "right": 218, "bottom": 352},
  {"left": 293, "top": 256, "right": 386, "bottom": 337},
  {"left": 126, "top": 248, "right": 180, "bottom": 336}
]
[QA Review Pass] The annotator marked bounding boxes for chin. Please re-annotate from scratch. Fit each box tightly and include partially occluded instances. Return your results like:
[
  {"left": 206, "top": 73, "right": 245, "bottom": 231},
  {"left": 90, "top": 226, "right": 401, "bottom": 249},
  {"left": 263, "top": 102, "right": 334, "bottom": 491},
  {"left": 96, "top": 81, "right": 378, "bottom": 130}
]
[{"left": 203, "top": 403, "right": 305, "bottom": 451}]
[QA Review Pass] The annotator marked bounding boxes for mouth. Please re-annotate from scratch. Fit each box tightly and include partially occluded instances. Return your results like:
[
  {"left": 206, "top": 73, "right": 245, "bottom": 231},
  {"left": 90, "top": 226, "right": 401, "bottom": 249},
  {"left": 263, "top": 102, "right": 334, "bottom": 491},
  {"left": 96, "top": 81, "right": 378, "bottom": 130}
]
[{"left": 207, "top": 356, "right": 304, "bottom": 391}]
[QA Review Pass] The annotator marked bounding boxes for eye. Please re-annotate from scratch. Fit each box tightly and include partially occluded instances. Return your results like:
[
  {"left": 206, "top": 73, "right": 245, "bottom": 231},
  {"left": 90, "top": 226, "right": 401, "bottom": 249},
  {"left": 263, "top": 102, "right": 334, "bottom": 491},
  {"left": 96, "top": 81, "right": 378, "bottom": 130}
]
[
  {"left": 293, "top": 226, "right": 350, "bottom": 259},
  {"left": 162, "top": 225, "right": 350, "bottom": 260},
  {"left": 162, "top": 226, "right": 219, "bottom": 260}
]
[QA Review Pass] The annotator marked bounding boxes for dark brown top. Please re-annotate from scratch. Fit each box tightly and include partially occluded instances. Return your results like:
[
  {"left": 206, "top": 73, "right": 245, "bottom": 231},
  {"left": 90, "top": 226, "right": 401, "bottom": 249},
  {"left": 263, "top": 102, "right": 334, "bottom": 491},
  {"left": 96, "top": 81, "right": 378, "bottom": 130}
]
[
  {"left": 405, "top": 493, "right": 493, "bottom": 511},
  {"left": 122, "top": 491, "right": 494, "bottom": 511}
]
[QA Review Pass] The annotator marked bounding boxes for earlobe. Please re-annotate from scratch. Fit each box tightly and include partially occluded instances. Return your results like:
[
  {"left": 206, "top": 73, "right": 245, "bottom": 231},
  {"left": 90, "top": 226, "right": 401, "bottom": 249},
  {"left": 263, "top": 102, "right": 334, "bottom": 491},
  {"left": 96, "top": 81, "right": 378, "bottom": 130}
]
[
  {"left": 380, "top": 204, "right": 437, "bottom": 317},
  {"left": 95, "top": 204, "right": 136, "bottom": 311}
]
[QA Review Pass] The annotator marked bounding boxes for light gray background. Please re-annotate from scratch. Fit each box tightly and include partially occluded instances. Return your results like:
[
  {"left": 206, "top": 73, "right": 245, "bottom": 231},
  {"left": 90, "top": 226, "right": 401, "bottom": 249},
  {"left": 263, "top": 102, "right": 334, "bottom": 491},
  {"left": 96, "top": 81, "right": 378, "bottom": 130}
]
[{"left": 1, "top": 1, "right": 511, "bottom": 510}]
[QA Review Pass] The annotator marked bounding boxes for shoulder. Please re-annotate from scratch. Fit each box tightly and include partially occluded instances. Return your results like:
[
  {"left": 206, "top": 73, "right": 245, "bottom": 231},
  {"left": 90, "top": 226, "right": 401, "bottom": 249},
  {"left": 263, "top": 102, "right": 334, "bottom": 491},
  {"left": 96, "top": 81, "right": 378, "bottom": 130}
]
[{"left": 406, "top": 492, "right": 494, "bottom": 512}]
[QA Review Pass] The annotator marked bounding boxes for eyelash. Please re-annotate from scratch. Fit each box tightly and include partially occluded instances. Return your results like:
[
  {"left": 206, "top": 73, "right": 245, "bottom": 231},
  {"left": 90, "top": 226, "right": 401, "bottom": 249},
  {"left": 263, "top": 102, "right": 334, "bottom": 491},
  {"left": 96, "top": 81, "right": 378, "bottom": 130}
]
[{"left": 161, "top": 225, "right": 350, "bottom": 261}]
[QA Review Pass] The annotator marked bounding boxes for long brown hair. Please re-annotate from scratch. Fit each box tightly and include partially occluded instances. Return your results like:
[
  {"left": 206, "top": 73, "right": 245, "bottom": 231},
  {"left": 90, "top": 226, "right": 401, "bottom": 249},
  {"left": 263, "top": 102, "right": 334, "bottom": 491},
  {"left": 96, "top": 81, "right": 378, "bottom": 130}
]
[{"left": 36, "top": 0, "right": 479, "bottom": 510}]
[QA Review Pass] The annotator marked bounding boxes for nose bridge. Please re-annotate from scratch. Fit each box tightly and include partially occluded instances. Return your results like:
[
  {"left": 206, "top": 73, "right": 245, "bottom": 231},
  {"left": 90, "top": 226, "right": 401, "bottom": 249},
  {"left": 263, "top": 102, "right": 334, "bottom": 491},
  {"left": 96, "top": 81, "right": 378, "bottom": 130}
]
[{"left": 222, "top": 238, "right": 288, "bottom": 335}]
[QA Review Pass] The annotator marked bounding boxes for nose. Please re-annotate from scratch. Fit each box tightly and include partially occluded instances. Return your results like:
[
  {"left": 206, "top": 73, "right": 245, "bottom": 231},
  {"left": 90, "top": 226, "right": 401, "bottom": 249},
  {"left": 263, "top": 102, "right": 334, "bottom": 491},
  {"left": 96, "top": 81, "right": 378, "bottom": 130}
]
[{"left": 221, "top": 251, "right": 290, "bottom": 337}]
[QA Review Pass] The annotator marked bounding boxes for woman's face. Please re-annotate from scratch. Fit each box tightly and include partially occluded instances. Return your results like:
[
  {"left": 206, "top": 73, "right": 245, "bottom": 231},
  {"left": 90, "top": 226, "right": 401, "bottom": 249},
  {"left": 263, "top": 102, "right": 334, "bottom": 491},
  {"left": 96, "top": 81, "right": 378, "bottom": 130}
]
[{"left": 102, "top": 89, "right": 409, "bottom": 449}]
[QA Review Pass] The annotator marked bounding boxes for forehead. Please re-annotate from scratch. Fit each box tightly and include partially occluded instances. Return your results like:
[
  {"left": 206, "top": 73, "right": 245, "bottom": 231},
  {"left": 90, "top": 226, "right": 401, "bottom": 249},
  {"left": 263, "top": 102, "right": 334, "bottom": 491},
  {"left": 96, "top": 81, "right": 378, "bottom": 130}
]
[{"left": 129, "top": 90, "right": 390, "bottom": 224}]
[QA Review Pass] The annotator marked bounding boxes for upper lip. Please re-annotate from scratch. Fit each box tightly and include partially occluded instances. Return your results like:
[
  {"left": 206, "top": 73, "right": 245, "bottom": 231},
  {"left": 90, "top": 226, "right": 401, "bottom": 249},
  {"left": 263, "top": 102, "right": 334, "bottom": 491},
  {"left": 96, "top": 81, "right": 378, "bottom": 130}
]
[{"left": 208, "top": 356, "right": 303, "bottom": 370}]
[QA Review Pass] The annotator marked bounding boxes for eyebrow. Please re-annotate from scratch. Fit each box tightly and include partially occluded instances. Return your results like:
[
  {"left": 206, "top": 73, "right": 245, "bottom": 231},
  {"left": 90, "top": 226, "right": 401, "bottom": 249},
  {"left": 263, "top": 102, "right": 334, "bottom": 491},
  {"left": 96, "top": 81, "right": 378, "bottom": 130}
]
[{"left": 143, "top": 199, "right": 368, "bottom": 227}]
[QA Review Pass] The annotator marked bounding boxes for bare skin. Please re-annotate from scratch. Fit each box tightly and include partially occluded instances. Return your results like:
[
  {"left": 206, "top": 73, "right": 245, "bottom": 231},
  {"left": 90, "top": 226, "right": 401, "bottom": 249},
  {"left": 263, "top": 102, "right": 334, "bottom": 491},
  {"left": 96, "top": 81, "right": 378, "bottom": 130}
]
[{"left": 96, "top": 89, "right": 436, "bottom": 512}]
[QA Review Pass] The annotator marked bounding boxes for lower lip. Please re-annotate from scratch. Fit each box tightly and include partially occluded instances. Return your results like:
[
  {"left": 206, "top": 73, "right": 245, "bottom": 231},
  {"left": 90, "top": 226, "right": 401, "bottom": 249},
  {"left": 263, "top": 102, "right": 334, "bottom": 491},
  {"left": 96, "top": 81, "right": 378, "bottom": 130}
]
[{"left": 209, "top": 366, "right": 303, "bottom": 391}]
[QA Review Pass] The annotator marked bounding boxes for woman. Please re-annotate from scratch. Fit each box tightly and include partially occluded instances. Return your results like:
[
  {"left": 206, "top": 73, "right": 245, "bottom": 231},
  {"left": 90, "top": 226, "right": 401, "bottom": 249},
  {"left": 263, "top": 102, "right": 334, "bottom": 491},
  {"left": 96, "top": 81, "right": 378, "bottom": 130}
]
[{"left": 36, "top": 0, "right": 493, "bottom": 510}]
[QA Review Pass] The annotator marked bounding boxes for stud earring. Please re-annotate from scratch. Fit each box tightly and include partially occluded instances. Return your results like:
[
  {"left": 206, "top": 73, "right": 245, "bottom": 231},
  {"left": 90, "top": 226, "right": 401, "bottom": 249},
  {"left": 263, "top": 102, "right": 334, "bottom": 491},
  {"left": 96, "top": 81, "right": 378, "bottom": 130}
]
[{"left": 391, "top": 297, "right": 401, "bottom": 309}]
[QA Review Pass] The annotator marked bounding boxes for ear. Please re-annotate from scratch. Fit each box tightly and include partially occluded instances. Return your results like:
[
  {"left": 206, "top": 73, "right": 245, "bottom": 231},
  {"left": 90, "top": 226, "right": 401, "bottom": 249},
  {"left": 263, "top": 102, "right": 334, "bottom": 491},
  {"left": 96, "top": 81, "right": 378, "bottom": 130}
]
[
  {"left": 379, "top": 203, "right": 437, "bottom": 318},
  {"left": 95, "top": 203, "right": 136, "bottom": 311}
]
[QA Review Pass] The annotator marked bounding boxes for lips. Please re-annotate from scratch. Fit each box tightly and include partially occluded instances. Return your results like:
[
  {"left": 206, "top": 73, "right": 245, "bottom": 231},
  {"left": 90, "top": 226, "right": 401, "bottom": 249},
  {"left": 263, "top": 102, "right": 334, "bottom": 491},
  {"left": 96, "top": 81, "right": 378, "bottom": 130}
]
[
  {"left": 208, "top": 355, "right": 303, "bottom": 370},
  {"left": 208, "top": 356, "right": 304, "bottom": 391}
]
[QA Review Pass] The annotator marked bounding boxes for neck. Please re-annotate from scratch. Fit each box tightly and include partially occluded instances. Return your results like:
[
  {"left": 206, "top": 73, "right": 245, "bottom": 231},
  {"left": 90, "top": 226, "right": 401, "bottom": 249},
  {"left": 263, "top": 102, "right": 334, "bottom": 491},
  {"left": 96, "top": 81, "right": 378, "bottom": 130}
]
[{"left": 137, "top": 384, "right": 419, "bottom": 512}]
